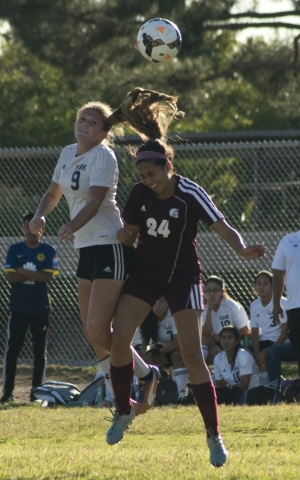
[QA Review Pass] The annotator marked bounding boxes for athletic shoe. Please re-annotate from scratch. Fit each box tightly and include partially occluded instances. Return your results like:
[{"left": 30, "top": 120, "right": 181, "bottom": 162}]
[
  {"left": 0, "top": 393, "right": 14, "bottom": 404},
  {"left": 133, "top": 365, "right": 160, "bottom": 415},
  {"left": 206, "top": 427, "right": 228, "bottom": 468},
  {"left": 106, "top": 407, "right": 135, "bottom": 445}
]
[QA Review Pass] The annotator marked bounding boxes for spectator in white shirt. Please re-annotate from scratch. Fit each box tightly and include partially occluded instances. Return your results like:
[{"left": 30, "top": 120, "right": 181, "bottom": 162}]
[
  {"left": 272, "top": 209, "right": 300, "bottom": 376},
  {"left": 250, "top": 270, "right": 288, "bottom": 385},
  {"left": 214, "top": 325, "right": 260, "bottom": 405},
  {"left": 202, "top": 276, "right": 250, "bottom": 364}
]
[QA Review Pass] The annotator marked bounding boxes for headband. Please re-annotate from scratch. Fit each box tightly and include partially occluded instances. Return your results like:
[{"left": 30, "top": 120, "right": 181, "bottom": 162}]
[{"left": 136, "top": 151, "right": 168, "bottom": 161}]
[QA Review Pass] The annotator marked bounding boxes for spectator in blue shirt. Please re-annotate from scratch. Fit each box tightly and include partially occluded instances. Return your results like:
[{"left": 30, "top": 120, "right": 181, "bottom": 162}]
[{"left": 1, "top": 212, "right": 58, "bottom": 403}]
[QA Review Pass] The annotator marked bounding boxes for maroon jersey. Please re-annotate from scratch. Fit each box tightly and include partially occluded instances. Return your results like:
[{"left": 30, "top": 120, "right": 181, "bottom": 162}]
[{"left": 123, "top": 174, "right": 224, "bottom": 282}]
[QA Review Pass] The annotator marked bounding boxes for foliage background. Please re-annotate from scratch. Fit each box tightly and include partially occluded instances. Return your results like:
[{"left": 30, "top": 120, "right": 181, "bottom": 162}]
[{"left": 0, "top": 1, "right": 300, "bottom": 147}]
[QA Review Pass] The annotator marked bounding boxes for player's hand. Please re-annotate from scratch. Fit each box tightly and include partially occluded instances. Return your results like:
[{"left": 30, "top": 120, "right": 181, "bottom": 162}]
[
  {"left": 273, "top": 305, "right": 283, "bottom": 325},
  {"left": 117, "top": 227, "right": 135, "bottom": 245},
  {"left": 29, "top": 216, "right": 46, "bottom": 237},
  {"left": 58, "top": 224, "right": 75, "bottom": 242},
  {"left": 240, "top": 244, "right": 266, "bottom": 260}
]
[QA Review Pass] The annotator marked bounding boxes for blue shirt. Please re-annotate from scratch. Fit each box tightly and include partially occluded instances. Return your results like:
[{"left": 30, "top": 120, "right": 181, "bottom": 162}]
[{"left": 4, "top": 241, "right": 58, "bottom": 314}]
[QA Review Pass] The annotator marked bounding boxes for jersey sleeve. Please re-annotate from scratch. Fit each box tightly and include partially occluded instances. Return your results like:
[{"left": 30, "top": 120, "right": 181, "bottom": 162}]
[
  {"left": 250, "top": 302, "right": 259, "bottom": 328},
  {"left": 52, "top": 148, "right": 68, "bottom": 183},
  {"left": 213, "top": 353, "right": 223, "bottom": 381},
  {"left": 122, "top": 184, "right": 142, "bottom": 226},
  {"left": 42, "top": 246, "right": 59, "bottom": 275},
  {"left": 178, "top": 177, "right": 224, "bottom": 226},
  {"left": 4, "top": 245, "right": 18, "bottom": 272},
  {"left": 232, "top": 303, "right": 250, "bottom": 330},
  {"left": 170, "top": 316, "right": 178, "bottom": 335},
  {"left": 271, "top": 238, "right": 286, "bottom": 270},
  {"left": 89, "top": 148, "right": 118, "bottom": 188},
  {"left": 238, "top": 351, "right": 254, "bottom": 376}
]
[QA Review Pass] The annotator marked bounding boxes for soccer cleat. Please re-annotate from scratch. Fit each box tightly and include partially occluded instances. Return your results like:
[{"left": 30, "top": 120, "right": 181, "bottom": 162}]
[
  {"left": 0, "top": 393, "right": 14, "bottom": 404},
  {"left": 206, "top": 427, "right": 228, "bottom": 468},
  {"left": 106, "top": 407, "right": 135, "bottom": 445},
  {"left": 133, "top": 365, "right": 160, "bottom": 415}
]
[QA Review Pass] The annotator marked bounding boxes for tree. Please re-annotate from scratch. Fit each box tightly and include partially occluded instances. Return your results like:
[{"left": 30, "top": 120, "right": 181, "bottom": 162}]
[
  {"left": 1, "top": 0, "right": 300, "bottom": 147},
  {"left": 0, "top": 43, "right": 79, "bottom": 147}
]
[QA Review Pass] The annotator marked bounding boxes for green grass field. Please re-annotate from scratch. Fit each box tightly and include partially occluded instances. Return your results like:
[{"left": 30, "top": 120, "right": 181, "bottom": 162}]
[{"left": 0, "top": 365, "right": 299, "bottom": 479}]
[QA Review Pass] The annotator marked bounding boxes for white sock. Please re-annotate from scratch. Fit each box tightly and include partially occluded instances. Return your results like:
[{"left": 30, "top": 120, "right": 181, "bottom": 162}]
[
  {"left": 173, "top": 367, "right": 189, "bottom": 399},
  {"left": 202, "top": 345, "right": 208, "bottom": 360},
  {"left": 132, "top": 347, "right": 151, "bottom": 378},
  {"left": 97, "top": 357, "right": 115, "bottom": 400},
  {"left": 260, "top": 372, "right": 270, "bottom": 385}
]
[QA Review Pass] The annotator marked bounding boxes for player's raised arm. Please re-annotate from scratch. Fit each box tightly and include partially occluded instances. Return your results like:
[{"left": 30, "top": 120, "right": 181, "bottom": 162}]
[{"left": 211, "top": 219, "right": 265, "bottom": 260}]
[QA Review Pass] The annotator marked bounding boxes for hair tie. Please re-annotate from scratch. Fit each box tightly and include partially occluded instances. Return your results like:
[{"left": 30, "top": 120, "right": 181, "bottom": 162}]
[{"left": 136, "top": 151, "right": 168, "bottom": 161}]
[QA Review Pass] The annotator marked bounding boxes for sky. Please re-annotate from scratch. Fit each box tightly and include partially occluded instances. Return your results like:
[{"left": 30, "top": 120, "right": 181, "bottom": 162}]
[{"left": 233, "top": 0, "right": 299, "bottom": 43}]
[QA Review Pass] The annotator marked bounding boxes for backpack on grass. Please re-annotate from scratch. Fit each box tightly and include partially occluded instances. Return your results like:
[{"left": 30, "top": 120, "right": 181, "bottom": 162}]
[
  {"left": 33, "top": 377, "right": 104, "bottom": 408},
  {"left": 280, "top": 378, "right": 300, "bottom": 403},
  {"left": 244, "top": 381, "right": 282, "bottom": 406},
  {"left": 154, "top": 372, "right": 178, "bottom": 405}
]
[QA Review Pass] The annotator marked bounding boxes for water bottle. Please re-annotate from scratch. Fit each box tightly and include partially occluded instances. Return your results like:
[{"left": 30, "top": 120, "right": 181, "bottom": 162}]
[
  {"left": 95, "top": 380, "right": 105, "bottom": 406},
  {"left": 243, "top": 334, "right": 251, "bottom": 348}
]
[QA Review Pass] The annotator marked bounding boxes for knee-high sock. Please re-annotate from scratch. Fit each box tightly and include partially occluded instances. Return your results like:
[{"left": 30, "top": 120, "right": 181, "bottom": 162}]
[
  {"left": 173, "top": 367, "right": 189, "bottom": 398},
  {"left": 110, "top": 361, "right": 133, "bottom": 415},
  {"left": 97, "top": 357, "right": 114, "bottom": 399},
  {"left": 97, "top": 348, "right": 150, "bottom": 401},
  {"left": 132, "top": 347, "right": 151, "bottom": 378},
  {"left": 191, "top": 381, "right": 219, "bottom": 436}
]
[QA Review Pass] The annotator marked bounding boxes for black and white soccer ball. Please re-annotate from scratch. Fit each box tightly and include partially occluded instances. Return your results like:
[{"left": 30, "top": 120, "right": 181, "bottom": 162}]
[{"left": 137, "top": 18, "right": 182, "bottom": 63}]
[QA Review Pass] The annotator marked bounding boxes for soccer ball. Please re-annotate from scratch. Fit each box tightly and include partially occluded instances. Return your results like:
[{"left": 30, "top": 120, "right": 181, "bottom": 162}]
[{"left": 137, "top": 18, "right": 182, "bottom": 63}]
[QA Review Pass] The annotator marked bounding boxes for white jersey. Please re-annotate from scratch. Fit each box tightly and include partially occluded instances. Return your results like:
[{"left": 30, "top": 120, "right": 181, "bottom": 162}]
[
  {"left": 214, "top": 349, "right": 261, "bottom": 390},
  {"left": 271, "top": 230, "right": 300, "bottom": 310},
  {"left": 250, "top": 296, "right": 288, "bottom": 342},
  {"left": 150, "top": 309, "right": 177, "bottom": 347},
  {"left": 202, "top": 297, "right": 250, "bottom": 334},
  {"left": 132, "top": 328, "right": 143, "bottom": 348},
  {"left": 53, "top": 143, "right": 123, "bottom": 249}
]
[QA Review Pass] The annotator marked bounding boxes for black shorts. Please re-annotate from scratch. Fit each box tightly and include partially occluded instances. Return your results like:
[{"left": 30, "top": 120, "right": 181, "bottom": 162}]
[
  {"left": 122, "top": 269, "right": 204, "bottom": 315},
  {"left": 76, "top": 244, "right": 135, "bottom": 281},
  {"left": 259, "top": 340, "right": 274, "bottom": 351}
]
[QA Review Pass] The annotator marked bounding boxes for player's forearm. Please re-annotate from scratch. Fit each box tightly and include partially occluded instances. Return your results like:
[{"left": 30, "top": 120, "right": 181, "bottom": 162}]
[
  {"left": 272, "top": 270, "right": 285, "bottom": 306},
  {"left": 16, "top": 268, "right": 53, "bottom": 283},
  {"left": 66, "top": 200, "right": 100, "bottom": 233},
  {"left": 6, "top": 272, "right": 29, "bottom": 283},
  {"left": 34, "top": 191, "right": 61, "bottom": 218}
]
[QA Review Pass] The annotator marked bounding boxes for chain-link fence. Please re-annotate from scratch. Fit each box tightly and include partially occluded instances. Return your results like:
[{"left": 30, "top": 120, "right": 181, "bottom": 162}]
[{"left": 0, "top": 140, "right": 299, "bottom": 365}]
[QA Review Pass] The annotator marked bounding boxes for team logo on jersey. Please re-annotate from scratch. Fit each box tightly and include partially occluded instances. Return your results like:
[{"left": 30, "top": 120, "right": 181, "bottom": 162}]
[
  {"left": 293, "top": 244, "right": 298, "bottom": 247},
  {"left": 23, "top": 262, "right": 37, "bottom": 271},
  {"left": 169, "top": 208, "right": 179, "bottom": 218},
  {"left": 76, "top": 164, "right": 87, "bottom": 171},
  {"left": 37, "top": 253, "right": 45, "bottom": 262},
  {"left": 141, "top": 205, "right": 146, "bottom": 211},
  {"left": 52, "top": 255, "right": 58, "bottom": 269}
]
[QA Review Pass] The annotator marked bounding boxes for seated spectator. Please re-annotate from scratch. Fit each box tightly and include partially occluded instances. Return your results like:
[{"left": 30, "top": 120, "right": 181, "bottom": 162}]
[
  {"left": 140, "top": 296, "right": 195, "bottom": 403},
  {"left": 214, "top": 325, "right": 260, "bottom": 405},
  {"left": 267, "top": 342, "right": 297, "bottom": 382},
  {"left": 202, "top": 276, "right": 250, "bottom": 364},
  {"left": 250, "top": 270, "right": 288, "bottom": 385}
]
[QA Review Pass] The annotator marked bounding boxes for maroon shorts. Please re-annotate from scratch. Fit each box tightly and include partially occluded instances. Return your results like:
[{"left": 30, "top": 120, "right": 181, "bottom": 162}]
[{"left": 122, "top": 270, "right": 204, "bottom": 315}]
